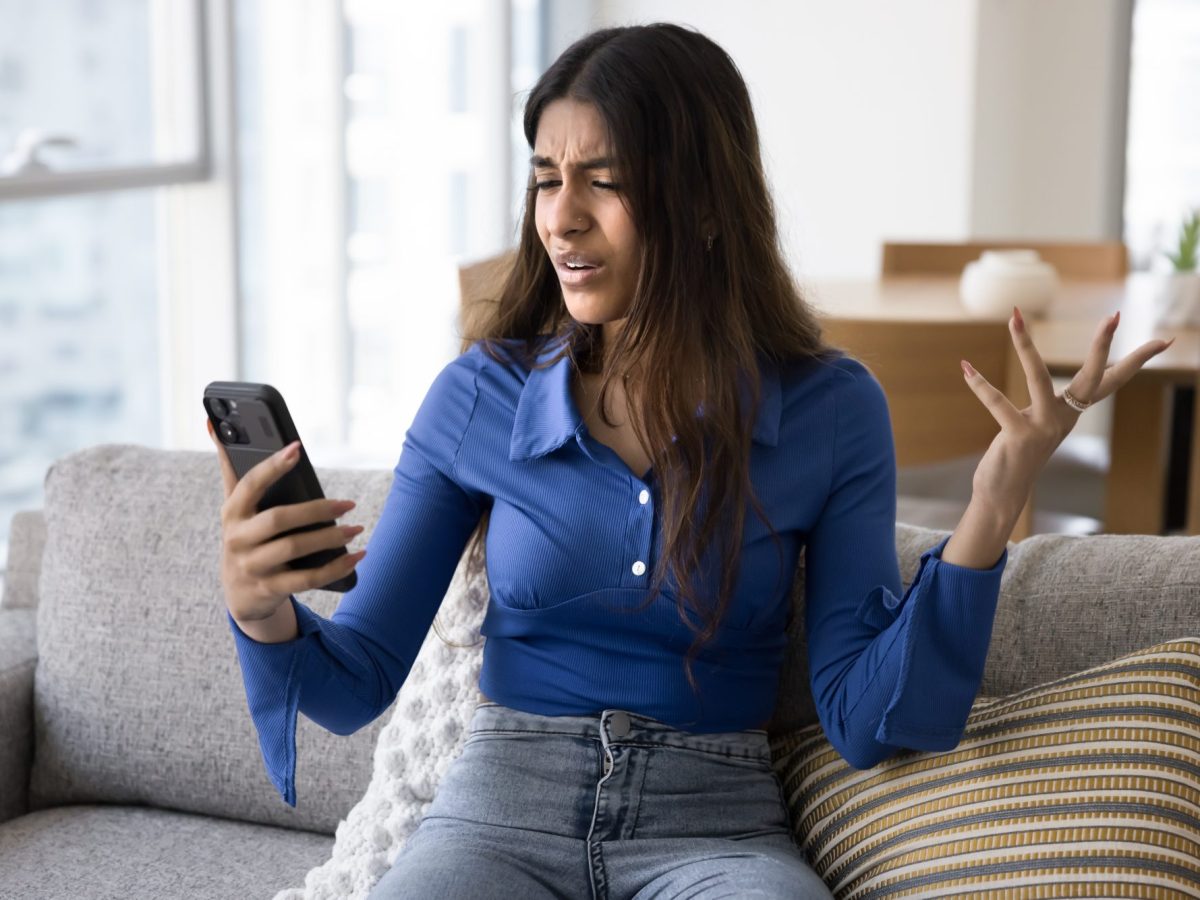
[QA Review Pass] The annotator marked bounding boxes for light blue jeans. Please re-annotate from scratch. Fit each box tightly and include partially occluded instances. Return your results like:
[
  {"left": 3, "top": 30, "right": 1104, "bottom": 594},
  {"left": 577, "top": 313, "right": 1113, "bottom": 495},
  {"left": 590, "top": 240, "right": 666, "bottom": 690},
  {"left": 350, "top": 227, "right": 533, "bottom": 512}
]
[{"left": 367, "top": 701, "right": 833, "bottom": 899}]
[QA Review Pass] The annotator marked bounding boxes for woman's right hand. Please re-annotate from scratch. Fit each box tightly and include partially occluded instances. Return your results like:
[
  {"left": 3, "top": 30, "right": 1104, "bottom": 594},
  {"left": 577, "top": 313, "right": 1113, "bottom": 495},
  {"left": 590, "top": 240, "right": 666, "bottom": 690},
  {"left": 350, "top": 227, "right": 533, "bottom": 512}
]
[{"left": 207, "top": 418, "right": 366, "bottom": 623}]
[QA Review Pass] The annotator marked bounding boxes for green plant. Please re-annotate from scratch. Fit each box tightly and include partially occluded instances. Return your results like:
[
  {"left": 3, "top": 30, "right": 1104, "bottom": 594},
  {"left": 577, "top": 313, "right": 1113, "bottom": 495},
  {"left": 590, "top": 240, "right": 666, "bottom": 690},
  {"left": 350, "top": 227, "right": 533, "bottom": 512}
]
[{"left": 1166, "top": 208, "right": 1200, "bottom": 271}]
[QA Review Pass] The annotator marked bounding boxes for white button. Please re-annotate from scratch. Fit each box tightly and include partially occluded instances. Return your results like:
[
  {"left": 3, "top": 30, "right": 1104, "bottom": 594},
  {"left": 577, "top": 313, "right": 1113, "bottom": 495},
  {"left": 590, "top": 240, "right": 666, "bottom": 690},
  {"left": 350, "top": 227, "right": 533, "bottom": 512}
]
[
  {"left": 631, "top": 560, "right": 646, "bottom": 576},
  {"left": 638, "top": 489, "right": 650, "bottom": 505}
]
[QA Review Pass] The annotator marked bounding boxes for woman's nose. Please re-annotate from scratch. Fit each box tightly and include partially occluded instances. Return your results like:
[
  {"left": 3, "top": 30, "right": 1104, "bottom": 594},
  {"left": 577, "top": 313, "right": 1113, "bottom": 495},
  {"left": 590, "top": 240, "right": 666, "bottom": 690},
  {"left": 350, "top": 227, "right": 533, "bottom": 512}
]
[{"left": 546, "top": 183, "right": 590, "bottom": 237}]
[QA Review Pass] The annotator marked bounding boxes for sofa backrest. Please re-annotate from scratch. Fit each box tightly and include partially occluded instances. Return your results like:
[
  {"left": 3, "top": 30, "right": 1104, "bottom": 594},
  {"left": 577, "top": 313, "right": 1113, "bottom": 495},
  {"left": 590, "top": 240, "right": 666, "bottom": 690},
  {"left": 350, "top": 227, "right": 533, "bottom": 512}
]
[
  {"left": 769, "top": 521, "right": 1200, "bottom": 733},
  {"left": 27, "top": 444, "right": 397, "bottom": 834},
  {"left": 13, "top": 443, "right": 1200, "bottom": 833}
]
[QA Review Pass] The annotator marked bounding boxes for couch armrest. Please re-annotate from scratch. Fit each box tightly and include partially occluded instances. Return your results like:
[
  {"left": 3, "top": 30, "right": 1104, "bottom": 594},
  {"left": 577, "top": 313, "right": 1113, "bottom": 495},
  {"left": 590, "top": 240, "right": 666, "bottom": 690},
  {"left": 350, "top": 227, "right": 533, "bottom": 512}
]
[
  {"left": 0, "top": 608, "right": 36, "bottom": 825},
  {"left": 1, "top": 510, "right": 45, "bottom": 610}
]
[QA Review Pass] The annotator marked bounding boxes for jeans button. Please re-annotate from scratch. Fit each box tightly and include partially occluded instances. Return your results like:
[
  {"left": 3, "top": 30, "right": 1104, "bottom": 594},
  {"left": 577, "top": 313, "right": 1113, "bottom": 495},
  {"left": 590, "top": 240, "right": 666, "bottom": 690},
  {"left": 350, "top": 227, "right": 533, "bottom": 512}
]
[{"left": 609, "top": 711, "right": 630, "bottom": 738}]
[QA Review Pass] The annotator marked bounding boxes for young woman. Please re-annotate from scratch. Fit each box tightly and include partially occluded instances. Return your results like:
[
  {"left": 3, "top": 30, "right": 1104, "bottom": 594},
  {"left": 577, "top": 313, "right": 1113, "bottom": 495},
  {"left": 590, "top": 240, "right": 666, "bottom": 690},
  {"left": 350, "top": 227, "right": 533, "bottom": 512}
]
[{"left": 210, "top": 23, "right": 1171, "bottom": 900}]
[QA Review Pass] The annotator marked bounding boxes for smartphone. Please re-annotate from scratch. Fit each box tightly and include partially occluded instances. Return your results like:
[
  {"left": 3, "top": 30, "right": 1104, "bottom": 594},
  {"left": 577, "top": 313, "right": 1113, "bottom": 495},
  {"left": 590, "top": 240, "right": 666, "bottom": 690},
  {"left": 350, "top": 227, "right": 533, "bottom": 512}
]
[{"left": 203, "top": 381, "right": 356, "bottom": 593}]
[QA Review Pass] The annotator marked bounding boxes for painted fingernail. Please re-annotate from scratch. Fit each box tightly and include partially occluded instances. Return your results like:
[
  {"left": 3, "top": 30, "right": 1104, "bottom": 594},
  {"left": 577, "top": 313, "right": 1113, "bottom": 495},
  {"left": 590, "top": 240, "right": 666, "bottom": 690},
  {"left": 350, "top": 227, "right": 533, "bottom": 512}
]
[{"left": 961, "top": 359, "right": 977, "bottom": 378}]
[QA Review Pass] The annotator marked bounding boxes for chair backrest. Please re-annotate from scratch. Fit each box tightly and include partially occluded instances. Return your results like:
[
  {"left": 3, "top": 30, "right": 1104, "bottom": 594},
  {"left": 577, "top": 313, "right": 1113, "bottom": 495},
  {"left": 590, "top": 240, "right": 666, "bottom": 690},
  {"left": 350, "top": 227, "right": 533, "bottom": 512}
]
[
  {"left": 881, "top": 240, "right": 1129, "bottom": 279},
  {"left": 458, "top": 249, "right": 517, "bottom": 352},
  {"left": 818, "top": 316, "right": 1024, "bottom": 467}
]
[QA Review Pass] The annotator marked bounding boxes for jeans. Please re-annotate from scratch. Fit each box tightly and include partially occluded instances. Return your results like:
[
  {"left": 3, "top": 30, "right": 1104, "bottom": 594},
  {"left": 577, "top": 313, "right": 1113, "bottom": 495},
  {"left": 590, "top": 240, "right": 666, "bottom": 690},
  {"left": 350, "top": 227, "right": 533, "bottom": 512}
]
[{"left": 367, "top": 700, "right": 833, "bottom": 899}]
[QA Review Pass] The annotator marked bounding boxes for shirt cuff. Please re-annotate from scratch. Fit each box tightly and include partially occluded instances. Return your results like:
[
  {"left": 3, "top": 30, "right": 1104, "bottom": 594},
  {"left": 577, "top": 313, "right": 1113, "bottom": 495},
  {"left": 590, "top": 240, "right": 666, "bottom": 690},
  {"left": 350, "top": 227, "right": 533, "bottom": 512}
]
[
  {"left": 226, "top": 596, "right": 324, "bottom": 807},
  {"left": 873, "top": 535, "right": 1007, "bottom": 749}
]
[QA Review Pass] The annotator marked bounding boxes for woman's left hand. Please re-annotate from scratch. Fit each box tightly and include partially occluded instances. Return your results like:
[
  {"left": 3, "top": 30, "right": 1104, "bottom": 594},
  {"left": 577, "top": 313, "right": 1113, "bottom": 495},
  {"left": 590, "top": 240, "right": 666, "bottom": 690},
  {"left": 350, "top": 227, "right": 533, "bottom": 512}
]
[{"left": 961, "top": 305, "right": 1175, "bottom": 517}]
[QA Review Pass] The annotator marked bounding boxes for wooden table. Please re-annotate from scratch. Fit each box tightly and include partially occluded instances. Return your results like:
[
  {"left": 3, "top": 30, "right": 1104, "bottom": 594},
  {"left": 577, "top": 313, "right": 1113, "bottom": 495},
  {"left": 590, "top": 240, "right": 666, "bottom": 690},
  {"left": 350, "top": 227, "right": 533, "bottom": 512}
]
[{"left": 805, "top": 273, "right": 1199, "bottom": 535}]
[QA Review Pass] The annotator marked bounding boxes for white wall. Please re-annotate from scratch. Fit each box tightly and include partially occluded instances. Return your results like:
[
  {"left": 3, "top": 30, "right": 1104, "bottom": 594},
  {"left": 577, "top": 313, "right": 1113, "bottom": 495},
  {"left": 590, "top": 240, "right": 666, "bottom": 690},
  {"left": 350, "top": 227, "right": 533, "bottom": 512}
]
[
  {"left": 583, "top": 0, "right": 1131, "bottom": 447},
  {"left": 970, "top": 0, "right": 1132, "bottom": 238},
  {"left": 587, "top": 0, "right": 1130, "bottom": 278},
  {"left": 591, "top": 0, "right": 979, "bottom": 278}
]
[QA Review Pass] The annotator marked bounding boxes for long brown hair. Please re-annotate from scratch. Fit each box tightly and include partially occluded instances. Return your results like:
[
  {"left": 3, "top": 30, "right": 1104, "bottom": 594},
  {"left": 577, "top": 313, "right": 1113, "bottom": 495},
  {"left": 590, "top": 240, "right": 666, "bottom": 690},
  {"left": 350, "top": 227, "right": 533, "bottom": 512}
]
[{"left": 444, "top": 23, "right": 838, "bottom": 695}]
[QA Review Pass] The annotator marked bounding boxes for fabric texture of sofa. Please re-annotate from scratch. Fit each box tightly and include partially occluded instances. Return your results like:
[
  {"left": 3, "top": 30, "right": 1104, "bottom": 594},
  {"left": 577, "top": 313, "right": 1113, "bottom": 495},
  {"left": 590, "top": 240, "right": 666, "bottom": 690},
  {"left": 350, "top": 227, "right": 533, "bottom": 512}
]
[{"left": 0, "top": 442, "right": 1197, "bottom": 899}]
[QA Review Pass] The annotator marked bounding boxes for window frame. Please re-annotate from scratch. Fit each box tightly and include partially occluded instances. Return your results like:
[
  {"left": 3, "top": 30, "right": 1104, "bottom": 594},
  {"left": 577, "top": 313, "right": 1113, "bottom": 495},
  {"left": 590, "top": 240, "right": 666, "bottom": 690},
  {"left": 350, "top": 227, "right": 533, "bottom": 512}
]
[{"left": 0, "top": 0, "right": 211, "bottom": 203}]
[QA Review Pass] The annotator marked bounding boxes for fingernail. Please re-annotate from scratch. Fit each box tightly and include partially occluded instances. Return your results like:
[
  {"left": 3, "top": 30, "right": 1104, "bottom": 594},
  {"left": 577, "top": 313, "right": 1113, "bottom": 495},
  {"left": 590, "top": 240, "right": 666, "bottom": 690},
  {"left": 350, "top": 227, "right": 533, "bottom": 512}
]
[
  {"left": 283, "top": 440, "right": 300, "bottom": 460},
  {"left": 961, "top": 359, "right": 977, "bottom": 378},
  {"left": 1162, "top": 336, "right": 1176, "bottom": 349},
  {"left": 1012, "top": 306, "right": 1024, "bottom": 331}
]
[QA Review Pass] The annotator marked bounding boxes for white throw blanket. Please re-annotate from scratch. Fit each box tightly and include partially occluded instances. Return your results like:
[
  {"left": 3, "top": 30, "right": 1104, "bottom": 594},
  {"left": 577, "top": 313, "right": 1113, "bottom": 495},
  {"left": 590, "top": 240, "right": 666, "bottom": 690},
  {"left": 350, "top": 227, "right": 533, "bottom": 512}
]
[{"left": 273, "top": 555, "right": 488, "bottom": 900}]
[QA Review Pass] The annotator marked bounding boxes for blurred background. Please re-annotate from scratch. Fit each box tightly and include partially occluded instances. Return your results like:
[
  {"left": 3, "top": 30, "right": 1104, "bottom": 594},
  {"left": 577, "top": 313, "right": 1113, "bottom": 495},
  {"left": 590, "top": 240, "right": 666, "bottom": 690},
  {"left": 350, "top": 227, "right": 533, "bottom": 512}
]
[{"left": 1, "top": 0, "right": 1197, "bottom": 575}]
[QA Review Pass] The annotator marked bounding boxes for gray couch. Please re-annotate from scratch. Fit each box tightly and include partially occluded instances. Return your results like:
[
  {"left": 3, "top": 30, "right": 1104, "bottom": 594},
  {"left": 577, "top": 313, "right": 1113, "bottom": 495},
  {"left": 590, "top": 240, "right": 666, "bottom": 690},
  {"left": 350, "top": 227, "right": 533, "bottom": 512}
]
[{"left": 1, "top": 443, "right": 1197, "bottom": 899}]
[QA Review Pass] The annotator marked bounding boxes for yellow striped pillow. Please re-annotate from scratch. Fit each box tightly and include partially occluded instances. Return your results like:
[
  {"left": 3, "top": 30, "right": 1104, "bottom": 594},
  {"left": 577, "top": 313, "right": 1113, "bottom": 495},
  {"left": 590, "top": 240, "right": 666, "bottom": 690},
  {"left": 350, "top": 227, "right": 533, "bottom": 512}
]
[{"left": 772, "top": 638, "right": 1200, "bottom": 898}]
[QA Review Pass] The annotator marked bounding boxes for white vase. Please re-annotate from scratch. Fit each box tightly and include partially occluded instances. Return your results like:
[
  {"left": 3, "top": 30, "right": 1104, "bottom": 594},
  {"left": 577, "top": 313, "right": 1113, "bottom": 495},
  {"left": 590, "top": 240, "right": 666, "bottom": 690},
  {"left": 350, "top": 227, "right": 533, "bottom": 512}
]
[
  {"left": 959, "top": 249, "right": 1059, "bottom": 318},
  {"left": 1159, "top": 272, "right": 1200, "bottom": 327}
]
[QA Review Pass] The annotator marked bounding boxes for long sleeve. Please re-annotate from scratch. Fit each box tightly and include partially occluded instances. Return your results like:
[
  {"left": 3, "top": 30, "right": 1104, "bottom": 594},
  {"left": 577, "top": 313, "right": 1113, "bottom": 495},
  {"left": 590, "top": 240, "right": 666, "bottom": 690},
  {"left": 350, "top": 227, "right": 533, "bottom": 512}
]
[
  {"left": 226, "top": 353, "right": 487, "bottom": 806},
  {"left": 804, "top": 357, "right": 1007, "bottom": 770}
]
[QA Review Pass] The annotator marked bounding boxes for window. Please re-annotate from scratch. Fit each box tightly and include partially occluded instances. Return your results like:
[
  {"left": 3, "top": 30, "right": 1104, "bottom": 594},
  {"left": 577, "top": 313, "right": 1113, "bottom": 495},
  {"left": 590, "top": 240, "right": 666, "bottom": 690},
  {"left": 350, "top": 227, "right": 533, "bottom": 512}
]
[
  {"left": 0, "top": 1, "right": 542, "bottom": 578},
  {"left": 233, "top": 0, "right": 545, "bottom": 470},
  {"left": 1123, "top": 0, "right": 1200, "bottom": 271},
  {"left": 0, "top": 0, "right": 208, "bottom": 576},
  {"left": 0, "top": 0, "right": 207, "bottom": 199}
]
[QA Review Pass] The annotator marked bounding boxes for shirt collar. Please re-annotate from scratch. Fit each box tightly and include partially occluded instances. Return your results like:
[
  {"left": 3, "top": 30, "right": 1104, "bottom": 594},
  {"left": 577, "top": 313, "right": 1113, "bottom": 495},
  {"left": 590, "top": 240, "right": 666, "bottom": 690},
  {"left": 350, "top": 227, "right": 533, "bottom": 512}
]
[{"left": 509, "top": 337, "right": 782, "bottom": 462}]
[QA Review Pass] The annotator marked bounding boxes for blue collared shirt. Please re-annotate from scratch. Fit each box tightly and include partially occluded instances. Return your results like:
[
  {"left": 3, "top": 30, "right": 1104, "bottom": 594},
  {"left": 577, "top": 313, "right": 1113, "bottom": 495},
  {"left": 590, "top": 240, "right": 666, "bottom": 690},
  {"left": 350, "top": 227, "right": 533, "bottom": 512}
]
[{"left": 228, "top": 336, "right": 1007, "bottom": 806}]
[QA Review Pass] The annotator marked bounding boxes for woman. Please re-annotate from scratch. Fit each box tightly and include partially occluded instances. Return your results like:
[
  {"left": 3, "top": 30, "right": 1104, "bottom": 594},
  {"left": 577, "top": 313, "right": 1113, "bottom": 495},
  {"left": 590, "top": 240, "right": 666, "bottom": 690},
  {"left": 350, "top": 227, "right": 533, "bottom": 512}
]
[{"left": 210, "top": 24, "right": 1172, "bottom": 900}]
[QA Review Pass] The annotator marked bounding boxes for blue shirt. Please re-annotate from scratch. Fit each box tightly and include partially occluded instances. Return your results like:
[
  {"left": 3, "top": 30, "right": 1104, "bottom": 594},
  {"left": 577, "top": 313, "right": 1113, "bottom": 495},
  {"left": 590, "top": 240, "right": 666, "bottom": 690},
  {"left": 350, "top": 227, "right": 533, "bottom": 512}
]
[{"left": 228, "top": 335, "right": 1007, "bottom": 807}]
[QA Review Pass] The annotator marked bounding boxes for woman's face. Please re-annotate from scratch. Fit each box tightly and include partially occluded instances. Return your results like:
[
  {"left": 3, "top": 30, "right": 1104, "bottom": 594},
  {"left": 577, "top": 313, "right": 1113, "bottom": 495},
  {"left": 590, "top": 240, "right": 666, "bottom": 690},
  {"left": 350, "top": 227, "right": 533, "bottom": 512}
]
[{"left": 533, "top": 98, "right": 641, "bottom": 332}]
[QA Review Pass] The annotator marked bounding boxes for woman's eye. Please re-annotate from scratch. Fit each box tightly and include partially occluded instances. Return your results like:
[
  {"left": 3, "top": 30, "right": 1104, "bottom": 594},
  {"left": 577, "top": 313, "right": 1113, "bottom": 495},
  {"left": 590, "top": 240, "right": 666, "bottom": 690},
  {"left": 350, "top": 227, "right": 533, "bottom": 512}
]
[{"left": 531, "top": 180, "right": 618, "bottom": 192}]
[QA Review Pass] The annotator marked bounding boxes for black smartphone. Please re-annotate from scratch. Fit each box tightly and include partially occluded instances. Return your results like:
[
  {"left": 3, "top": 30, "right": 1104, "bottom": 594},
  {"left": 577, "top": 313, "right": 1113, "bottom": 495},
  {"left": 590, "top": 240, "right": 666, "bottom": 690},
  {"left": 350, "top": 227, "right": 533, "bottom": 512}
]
[{"left": 203, "top": 381, "right": 356, "bottom": 593}]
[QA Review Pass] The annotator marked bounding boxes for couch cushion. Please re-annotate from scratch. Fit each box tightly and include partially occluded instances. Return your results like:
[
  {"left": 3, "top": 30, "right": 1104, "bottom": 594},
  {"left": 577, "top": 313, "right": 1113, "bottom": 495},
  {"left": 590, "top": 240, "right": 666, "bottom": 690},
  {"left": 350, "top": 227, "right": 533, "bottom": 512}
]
[
  {"left": 29, "top": 443, "right": 398, "bottom": 834},
  {"left": 772, "top": 637, "right": 1200, "bottom": 896},
  {"left": 0, "top": 804, "right": 333, "bottom": 900},
  {"left": 979, "top": 531, "right": 1200, "bottom": 696}
]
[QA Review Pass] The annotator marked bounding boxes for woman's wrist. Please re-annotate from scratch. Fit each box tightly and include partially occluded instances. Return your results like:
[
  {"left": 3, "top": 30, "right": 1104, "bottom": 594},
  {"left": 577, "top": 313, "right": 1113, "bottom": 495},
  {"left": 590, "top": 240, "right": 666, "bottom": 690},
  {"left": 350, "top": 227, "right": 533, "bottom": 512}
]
[
  {"left": 940, "top": 493, "right": 1021, "bottom": 570},
  {"left": 232, "top": 597, "right": 300, "bottom": 644}
]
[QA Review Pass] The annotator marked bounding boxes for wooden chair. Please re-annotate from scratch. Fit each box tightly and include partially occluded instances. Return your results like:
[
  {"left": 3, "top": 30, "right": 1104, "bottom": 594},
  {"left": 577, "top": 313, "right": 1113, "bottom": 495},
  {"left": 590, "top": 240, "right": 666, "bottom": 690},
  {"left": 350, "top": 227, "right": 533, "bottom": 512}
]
[
  {"left": 874, "top": 239, "right": 1121, "bottom": 537},
  {"left": 819, "top": 316, "right": 1035, "bottom": 542},
  {"left": 881, "top": 240, "right": 1129, "bottom": 280},
  {"left": 457, "top": 249, "right": 517, "bottom": 353}
]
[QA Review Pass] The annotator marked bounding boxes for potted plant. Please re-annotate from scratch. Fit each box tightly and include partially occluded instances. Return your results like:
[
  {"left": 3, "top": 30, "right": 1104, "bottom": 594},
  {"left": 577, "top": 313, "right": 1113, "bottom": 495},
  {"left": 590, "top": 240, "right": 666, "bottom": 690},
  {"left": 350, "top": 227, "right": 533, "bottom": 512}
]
[{"left": 1161, "top": 208, "right": 1200, "bottom": 326}]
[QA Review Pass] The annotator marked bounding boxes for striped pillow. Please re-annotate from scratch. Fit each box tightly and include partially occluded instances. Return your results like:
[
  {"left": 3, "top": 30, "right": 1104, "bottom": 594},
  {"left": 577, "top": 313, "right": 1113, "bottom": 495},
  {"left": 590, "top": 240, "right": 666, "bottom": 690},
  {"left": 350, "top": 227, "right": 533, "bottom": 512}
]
[{"left": 772, "top": 638, "right": 1200, "bottom": 898}]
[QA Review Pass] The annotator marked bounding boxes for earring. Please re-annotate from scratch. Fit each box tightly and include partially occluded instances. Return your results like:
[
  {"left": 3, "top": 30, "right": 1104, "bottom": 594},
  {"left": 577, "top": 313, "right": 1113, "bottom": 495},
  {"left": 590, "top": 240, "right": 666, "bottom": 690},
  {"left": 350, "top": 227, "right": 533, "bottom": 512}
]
[{"left": 705, "top": 233, "right": 715, "bottom": 252}]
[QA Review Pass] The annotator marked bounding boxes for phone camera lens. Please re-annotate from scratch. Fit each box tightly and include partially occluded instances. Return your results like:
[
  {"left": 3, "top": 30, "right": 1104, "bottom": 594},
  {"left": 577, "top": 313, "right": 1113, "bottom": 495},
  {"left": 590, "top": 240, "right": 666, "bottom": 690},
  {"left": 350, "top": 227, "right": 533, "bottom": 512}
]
[
  {"left": 211, "top": 398, "right": 229, "bottom": 417},
  {"left": 218, "top": 420, "right": 238, "bottom": 443}
]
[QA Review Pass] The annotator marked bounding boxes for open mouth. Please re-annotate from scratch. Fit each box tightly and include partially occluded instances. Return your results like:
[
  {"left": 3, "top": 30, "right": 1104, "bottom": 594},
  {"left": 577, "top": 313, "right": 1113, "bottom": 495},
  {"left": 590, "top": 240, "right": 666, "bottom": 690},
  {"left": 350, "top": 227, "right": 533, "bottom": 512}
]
[{"left": 557, "top": 261, "right": 604, "bottom": 285}]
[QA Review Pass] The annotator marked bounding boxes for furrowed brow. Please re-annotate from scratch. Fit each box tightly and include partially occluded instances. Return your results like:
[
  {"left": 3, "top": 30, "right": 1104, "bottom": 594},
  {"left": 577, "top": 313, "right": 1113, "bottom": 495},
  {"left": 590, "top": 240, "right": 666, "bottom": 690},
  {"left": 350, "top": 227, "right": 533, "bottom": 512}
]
[{"left": 530, "top": 155, "right": 613, "bottom": 171}]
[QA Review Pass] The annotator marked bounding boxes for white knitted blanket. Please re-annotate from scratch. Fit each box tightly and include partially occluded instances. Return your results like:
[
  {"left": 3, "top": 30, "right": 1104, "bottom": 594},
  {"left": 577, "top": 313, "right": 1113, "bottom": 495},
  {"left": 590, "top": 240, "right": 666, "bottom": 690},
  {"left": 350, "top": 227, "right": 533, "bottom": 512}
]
[{"left": 272, "top": 553, "right": 488, "bottom": 900}]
